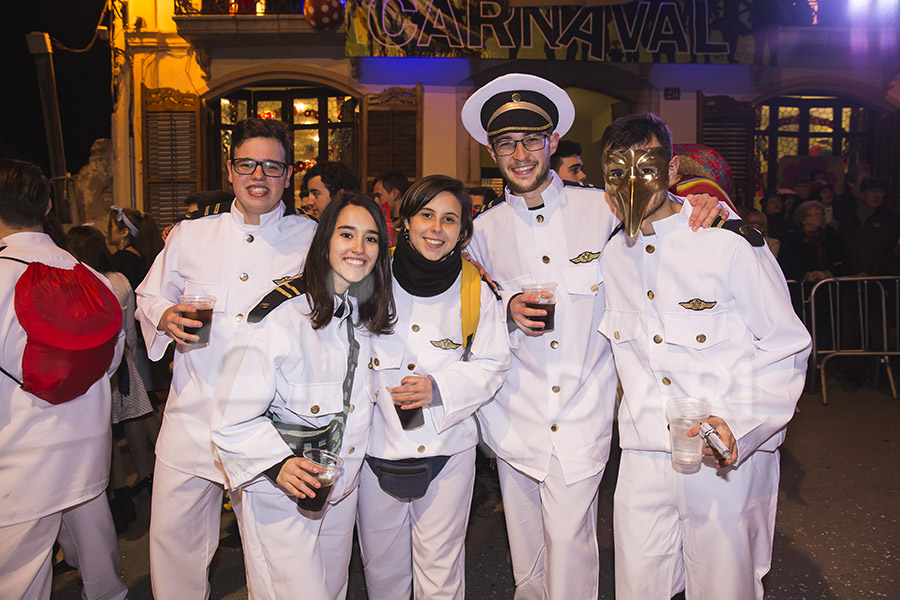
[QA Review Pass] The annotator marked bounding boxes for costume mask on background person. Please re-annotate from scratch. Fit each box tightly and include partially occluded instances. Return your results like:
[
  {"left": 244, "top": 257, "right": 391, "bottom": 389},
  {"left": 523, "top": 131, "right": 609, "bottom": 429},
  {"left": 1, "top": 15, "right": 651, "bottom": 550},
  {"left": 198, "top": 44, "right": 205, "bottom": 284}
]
[{"left": 603, "top": 148, "right": 670, "bottom": 237}]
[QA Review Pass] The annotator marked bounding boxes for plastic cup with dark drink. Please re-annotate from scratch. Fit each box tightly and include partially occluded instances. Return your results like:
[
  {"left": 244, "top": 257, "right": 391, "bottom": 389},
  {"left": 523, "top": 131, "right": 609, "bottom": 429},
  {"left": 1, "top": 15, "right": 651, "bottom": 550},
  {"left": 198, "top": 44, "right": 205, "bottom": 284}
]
[
  {"left": 521, "top": 283, "right": 557, "bottom": 332},
  {"left": 178, "top": 294, "right": 216, "bottom": 347},
  {"left": 387, "top": 383, "right": 425, "bottom": 431},
  {"left": 298, "top": 448, "right": 343, "bottom": 512}
]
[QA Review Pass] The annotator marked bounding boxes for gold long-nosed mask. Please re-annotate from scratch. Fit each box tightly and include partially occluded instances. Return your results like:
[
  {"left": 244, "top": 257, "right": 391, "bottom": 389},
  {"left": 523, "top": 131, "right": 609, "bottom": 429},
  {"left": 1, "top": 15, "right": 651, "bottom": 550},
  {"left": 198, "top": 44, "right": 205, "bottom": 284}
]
[{"left": 602, "top": 148, "right": 670, "bottom": 237}]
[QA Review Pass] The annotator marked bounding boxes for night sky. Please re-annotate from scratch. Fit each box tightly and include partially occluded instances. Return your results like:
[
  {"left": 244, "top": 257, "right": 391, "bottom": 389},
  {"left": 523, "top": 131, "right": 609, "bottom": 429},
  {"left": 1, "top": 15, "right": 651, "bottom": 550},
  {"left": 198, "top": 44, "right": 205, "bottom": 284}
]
[{"left": 2, "top": 0, "right": 112, "bottom": 175}]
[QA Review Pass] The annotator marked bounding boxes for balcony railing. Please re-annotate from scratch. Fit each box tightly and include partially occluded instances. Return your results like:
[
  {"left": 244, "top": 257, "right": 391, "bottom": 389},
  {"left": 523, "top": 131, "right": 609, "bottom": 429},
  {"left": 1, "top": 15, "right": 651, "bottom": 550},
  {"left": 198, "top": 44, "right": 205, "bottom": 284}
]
[{"left": 174, "top": 0, "right": 303, "bottom": 15}]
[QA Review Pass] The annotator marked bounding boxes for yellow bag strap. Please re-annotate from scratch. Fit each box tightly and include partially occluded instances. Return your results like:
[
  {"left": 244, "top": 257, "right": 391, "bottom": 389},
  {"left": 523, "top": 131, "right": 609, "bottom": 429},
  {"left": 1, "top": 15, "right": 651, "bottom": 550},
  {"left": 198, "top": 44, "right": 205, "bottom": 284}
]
[{"left": 461, "top": 259, "right": 481, "bottom": 353}]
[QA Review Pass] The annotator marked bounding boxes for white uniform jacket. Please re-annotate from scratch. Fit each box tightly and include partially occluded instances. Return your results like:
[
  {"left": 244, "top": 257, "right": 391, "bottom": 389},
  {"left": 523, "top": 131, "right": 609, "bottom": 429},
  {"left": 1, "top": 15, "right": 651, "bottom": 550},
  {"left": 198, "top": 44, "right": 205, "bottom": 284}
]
[
  {"left": 211, "top": 294, "right": 375, "bottom": 503},
  {"left": 466, "top": 173, "right": 619, "bottom": 484},
  {"left": 598, "top": 200, "right": 812, "bottom": 465},
  {"left": 135, "top": 202, "right": 316, "bottom": 483},
  {"left": 0, "top": 232, "right": 125, "bottom": 526},
  {"left": 368, "top": 271, "right": 510, "bottom": 459}
]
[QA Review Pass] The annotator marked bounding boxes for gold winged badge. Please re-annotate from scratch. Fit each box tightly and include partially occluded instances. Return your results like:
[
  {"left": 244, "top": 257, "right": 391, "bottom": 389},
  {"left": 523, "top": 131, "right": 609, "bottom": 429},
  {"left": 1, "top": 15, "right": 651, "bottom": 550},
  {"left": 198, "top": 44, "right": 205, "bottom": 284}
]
[
  {"left": 431, "top": 338, "right": 462, "bottom": 350},
  {"left": 679, "top": 298, "right": 717, "bottom": 311},
  {"left": 569, "top": 250, "right": 601, "bottom": 264}
]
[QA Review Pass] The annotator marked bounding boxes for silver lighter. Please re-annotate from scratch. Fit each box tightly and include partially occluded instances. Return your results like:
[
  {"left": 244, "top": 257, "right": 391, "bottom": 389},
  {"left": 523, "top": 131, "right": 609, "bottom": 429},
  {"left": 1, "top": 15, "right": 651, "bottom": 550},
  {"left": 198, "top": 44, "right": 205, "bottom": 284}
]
[{"left": 699, "top": 422, "right": 733, "bottom": 462}]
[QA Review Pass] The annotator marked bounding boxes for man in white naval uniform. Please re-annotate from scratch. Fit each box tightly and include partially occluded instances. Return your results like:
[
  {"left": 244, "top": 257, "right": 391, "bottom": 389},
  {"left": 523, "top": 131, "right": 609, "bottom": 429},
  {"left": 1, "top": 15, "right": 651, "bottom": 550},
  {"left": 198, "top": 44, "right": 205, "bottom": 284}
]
[
  {"left": 461, "top": 74, "right": 724, "bottom": 599},
  {"left": 136, "top": 118, "right": 316, "bottom": 599},
  {"left": 0, "top": 159, "right": 126, "bottom": 600},
  {"left": 597, "top": 113, "right": 811, "bottom": 599}
]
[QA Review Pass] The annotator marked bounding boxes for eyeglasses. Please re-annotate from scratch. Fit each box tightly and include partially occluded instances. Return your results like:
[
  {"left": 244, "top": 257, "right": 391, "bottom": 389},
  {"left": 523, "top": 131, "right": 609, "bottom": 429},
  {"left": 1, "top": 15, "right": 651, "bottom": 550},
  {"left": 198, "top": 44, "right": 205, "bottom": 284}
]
[
  {"left": 231, "top": 158, "right": 289, "bottom": 177},
  {"left": 491, "top": 135, "right": 549, "bottom": 157}
]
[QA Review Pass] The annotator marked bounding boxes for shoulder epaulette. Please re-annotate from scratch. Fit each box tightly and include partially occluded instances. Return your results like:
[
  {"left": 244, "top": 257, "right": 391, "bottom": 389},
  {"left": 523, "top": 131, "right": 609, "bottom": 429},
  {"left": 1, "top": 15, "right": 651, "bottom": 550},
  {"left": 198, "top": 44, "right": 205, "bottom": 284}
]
[
  {"left": 563, "top": 180, "right": 603, "bottom": 192},
  {"left": 186, "top": 200, "right": 232, "bottom": 220},
  {"left": 709, "top": 216, "right": 764, "bottom": 247},
  {"left": 474, "top": 196, "right": 506, "bottom": 218},
  {"left": 247, "top": 276, "right": 307, "bottom": 324}
]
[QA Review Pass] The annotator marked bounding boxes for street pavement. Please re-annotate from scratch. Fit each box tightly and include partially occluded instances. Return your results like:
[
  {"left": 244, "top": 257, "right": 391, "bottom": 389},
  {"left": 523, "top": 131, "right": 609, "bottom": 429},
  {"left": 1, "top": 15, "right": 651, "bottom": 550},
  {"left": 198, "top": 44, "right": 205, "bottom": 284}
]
[{"left": 51, "top": 382, "right": 899, "bottom": 599}]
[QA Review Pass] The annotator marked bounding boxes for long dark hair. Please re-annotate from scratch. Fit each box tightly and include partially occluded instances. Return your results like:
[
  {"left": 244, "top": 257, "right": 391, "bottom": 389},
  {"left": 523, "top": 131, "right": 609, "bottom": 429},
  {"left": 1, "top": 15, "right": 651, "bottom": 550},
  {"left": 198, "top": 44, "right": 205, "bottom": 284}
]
[
  {"left": 67, "top": 226, "right": 114, "bottom": 274},
  {"left": 108, "top": 207, "right": 164, "bottom": 269},
  {"left": 302, "top": 191, "right": 395, "bottom": 334},
  {"left": 399, "top": 175, "right": 474, "bottom": 246}
]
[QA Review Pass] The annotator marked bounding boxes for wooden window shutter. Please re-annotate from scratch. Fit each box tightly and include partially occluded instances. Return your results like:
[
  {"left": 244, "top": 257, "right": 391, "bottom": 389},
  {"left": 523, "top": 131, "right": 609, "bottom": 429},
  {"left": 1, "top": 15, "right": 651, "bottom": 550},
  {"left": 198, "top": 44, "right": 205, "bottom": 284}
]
[
  {"left": 142, "top": 86, "right": 203, "bottom": 227},
  {"left": 697, "top": 92, "right": 755, "bottom": 209},
  {"left": 361, "top": 84, "right": 422, "bottom": 192}
]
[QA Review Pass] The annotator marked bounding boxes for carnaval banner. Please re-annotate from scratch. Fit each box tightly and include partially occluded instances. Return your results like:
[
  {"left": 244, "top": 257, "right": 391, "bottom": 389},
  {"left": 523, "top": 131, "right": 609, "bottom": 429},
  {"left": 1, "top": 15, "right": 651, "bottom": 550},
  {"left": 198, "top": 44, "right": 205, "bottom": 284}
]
[{"left": 345, "top": 0, "right": 777, "bottom": 65}]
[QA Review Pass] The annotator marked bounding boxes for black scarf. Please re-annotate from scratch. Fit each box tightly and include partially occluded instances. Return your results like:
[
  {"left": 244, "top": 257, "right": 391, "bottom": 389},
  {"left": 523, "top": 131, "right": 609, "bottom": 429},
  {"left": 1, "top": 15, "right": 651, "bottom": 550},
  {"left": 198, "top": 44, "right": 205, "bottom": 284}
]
[{"left": 392, "top": 230, "right": 462, "bottom": 298}]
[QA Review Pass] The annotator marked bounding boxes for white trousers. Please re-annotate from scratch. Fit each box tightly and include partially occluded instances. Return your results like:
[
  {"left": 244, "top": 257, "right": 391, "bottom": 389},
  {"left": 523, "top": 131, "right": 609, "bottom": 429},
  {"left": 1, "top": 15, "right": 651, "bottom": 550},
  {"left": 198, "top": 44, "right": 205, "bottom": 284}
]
[
  {"left": 497, "top": 454, "right": 603, "bottom": 600},
  {"left": 357, "top": 448, "right": 475, "bottom": 600},
  {"left": 0, "top": 493, "right": 125, "bottom": 600},
  {"left": 614, "top": 450, "right": 780, "bottom": 600},
  {"left": 237, "top": 485, "right": 358, "bottom": 600},
  {"left": 149, "top": 460, "right": 225, "bottom": 600},
  {"left": 57, "top": 493, "right": 128, "bottom": 600}
]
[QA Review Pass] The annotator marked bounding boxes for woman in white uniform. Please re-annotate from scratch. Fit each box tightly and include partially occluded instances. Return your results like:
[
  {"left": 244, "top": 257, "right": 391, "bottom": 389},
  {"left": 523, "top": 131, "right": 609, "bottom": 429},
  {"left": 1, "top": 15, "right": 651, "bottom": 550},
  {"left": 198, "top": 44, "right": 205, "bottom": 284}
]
[
  {"left": 211, "top": 192, "right": 395, "bottom": 600},
  {"left": 357, "top": 175, "right": 510, "bottom": 600}
]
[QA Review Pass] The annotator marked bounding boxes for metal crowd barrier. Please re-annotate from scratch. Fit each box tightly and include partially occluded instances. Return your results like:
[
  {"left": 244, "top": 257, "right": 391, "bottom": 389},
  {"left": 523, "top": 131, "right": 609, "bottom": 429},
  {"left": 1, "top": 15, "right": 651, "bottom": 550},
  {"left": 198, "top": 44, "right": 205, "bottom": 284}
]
[{"left": 797, "top": 276, "right": 900, "bottom": 405}]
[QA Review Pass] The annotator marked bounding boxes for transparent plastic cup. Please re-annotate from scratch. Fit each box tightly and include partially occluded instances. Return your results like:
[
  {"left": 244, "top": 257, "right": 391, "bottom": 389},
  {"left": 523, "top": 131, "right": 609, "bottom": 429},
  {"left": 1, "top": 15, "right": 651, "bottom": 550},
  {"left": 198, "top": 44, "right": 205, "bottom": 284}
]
[
  {"left": 665, "top": 398, "right": 711, "bottom": 472},
  {"left": 178, "top": 294, "right": 216, "bottom": 347},
  {"left": 521, "top": 282, "right": 557, "bottom": 332},
  {"left": 298, "top": 448, "right": 343, "bottom": 511}
]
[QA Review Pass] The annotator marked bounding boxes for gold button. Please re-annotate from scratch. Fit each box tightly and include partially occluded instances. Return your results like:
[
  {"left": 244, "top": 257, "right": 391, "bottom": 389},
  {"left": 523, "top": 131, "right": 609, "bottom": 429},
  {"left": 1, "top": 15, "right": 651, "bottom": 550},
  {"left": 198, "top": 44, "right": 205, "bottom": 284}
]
[
  {"left": 407, "top": 363, "right": 416, "bottom": 371},
  {"left": 240, "top": 273, "right": 249, "bottom": 281},
  {"left": 696, "top": 334, "right": 707, "bottom": 343},
  {"left": 646, "top": 245, "right": 655, "bottom": 254},
  {"left": 349, "top": 404, "right": 355, "bottom": 413},
  {"left": 550, "top": 424, "right": 558, "bottom": 432},
  {"left": 591, "top": 284, "right": 599, "bottom": 292},
  {"left": 647, "top": 290, "right": 655, "bottom": 299},
  {"left": 536, "top": 214, "right": 544, "bottom": 223},
  {"left": 542, "top": 255, "right": 550, "bottom": 264},
  {"left": 551, "top": 385, "right": 560, "bottom": 393},
  {"left": 417, "top": 445, "right": 426, "bottom": 453},
  {"left": 310, "top": 405, "right": 320, "bottom": 414},
  {"left": 373, "top": 358, "right": 380, "bottom": 367},
  {"left": 347, "top": 446, "right": 355, "bottom": 455},
  {"left": 235, "top": 313, "right": 243, "bottom": 322},
  {"left": 653, "top": 334, "right": 662, "bottom": 344},
  {"left": 411, "top": 324, "right": 420, "bottom": 332},
  {"left": 550, "top": 340, "right": 559, "bottom": 349},
  {"left": 662, "top": 377, "right": 671, "bottom": 386},
  {"left": 245, "top": 234, "right": 254, "bottom": 243},
  {"left": 368, "top": 359, "right": 373, "bottom": 369},
  {"left": 614, "top": 331, "right": 620, "bottom": 340}
]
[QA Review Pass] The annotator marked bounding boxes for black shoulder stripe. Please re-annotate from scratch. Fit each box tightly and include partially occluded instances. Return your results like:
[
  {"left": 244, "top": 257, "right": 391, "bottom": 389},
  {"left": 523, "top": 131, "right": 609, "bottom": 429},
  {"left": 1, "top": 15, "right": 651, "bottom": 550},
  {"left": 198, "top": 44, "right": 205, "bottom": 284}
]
[
  {"left": 474, "top": 196, "right": 506, "bottom": 218},
  {"left": 247, "top": 276, "right": 307, "bottom": 324},
  {"left": 710, "top": 216, "right": 765, "bottom": 247},
  {"left": 186, "top": 200, "right": 232, "bottom": 220},
  {"left": 608, "top": 221, "right": 625, "bottom": 241}
]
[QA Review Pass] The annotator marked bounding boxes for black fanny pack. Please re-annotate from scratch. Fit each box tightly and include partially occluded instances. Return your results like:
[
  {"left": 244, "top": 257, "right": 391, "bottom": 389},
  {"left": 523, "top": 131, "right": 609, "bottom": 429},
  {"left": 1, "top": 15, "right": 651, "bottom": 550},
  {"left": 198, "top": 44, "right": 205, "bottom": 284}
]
[
  {"left": 266, "top": 411, "right": 340, "bottom": 455},
  {"left": 365, "top": 455, "right": 451, "bottom": 501}
]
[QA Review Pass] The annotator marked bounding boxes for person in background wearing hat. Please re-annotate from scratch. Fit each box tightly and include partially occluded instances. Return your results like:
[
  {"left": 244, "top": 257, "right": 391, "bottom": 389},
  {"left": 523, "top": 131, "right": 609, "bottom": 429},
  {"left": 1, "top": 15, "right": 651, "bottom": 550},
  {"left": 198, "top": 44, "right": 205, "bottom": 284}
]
[
  {"left": 461, "top": 73, "right": 727, "bottom": 599},
  {"left": 550, "top": 139, "right": 587, "bottom": 185},
  {"left": 670, "top": 143, "right": 737, "bottom": 212},
  {"left": 0, "top": 159, "right": 127, "bottom": 599},
  {"left": 135, "top": 118, "right": 317, "bottom": 599},
  {"left": 597, "top": 112, "right": 810, "bottom": 600},
  {"left": 838, "top": 177, "right": 899, "bottom": 276}
]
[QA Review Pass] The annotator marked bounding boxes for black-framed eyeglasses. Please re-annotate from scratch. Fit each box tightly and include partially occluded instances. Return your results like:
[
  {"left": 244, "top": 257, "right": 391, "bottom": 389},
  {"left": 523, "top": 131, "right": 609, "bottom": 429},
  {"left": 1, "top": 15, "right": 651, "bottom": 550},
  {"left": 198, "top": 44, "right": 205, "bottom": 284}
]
[
  {"left": 231, "top": 158, "right": 289, "bottom": 177},
  {"left": 491, "top": 135, "right": 549, "bottom": 157}
]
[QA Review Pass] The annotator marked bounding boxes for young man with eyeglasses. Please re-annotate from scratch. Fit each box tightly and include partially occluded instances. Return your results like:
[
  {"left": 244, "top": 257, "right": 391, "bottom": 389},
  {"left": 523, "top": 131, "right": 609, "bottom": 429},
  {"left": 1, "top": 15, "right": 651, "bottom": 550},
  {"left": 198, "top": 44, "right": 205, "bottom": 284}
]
[
  {"left": 135, "top": 117, "right": 317, "bottom": 599},
  {"left": 462, "top": 74, "right": 725, "bottom": 599}
]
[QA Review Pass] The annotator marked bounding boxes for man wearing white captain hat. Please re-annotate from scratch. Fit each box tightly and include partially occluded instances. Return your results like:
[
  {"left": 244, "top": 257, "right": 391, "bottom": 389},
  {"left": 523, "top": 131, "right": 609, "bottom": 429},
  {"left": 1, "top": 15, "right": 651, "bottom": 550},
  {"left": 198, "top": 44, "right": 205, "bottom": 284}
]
[{"left": 462, "top": 73, "right": 724, "bottom": 599}]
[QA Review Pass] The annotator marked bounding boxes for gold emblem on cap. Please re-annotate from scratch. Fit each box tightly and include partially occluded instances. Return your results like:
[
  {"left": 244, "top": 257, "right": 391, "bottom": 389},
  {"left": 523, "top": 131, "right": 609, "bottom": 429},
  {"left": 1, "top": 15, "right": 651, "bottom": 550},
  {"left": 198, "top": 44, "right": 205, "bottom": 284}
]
[
  {"left": 678, "top": 298, "right": 717, "bottom": 311},
  {"left": 569, "top": 250, "right": 601, "bottom": 264},
  {"left": 512, "top": 93, "right": 521, "bottom": 102}
]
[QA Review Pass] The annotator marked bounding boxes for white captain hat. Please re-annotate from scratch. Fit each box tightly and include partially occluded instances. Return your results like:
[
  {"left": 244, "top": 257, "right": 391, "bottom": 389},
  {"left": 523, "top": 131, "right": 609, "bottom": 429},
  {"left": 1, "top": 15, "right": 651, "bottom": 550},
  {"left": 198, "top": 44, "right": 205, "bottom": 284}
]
[{"left": 461, "top": 73, "right": 575, "bottom": 146}]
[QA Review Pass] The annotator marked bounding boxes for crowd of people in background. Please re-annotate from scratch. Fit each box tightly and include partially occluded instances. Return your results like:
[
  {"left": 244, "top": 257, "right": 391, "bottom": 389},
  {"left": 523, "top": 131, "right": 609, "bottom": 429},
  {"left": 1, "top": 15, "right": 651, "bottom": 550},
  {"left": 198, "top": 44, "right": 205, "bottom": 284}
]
[{"left": 0, "top": 69, "right": 891, "bottom": 600}]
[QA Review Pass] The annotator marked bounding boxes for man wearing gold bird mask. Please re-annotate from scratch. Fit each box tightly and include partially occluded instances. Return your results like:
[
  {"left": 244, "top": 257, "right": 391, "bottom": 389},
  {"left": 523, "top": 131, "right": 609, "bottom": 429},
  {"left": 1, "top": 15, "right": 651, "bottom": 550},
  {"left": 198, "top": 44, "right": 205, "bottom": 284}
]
[
  {"left": 461, "top": 75, "right": 729, "bottom": 600},
  {"left": 597, "top": 113, "right": 811, "bottom": 600}
]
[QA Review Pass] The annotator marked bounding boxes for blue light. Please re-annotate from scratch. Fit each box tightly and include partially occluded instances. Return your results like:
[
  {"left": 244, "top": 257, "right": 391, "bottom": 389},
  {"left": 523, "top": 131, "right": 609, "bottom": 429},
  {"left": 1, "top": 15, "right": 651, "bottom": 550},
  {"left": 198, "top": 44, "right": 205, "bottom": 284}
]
[{"left": 357, "top": 57, "right": 471, "bottom": 86}]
